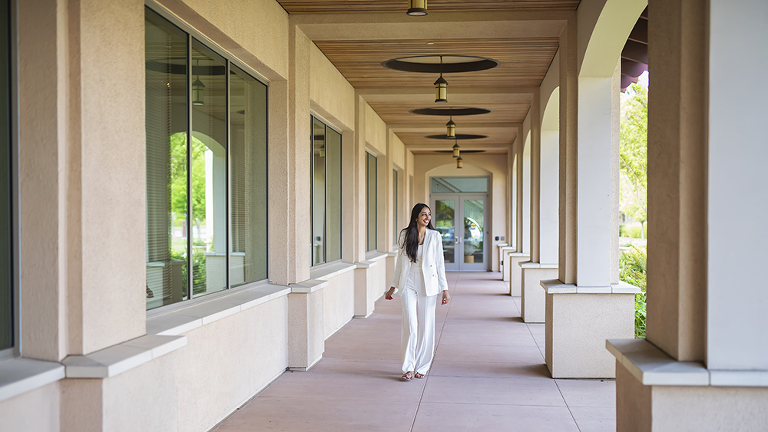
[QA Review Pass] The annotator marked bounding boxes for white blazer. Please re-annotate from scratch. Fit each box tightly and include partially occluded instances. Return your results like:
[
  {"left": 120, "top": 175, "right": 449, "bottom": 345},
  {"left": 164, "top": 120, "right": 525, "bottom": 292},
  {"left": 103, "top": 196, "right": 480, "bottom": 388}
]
[{"left": 390, "top": 229, "right": 449, "bottom": 297}]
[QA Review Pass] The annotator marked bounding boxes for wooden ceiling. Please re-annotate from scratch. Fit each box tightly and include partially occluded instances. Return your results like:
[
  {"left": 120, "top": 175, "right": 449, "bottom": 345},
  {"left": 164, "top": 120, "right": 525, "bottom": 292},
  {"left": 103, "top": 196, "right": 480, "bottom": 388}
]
[
  {"left": 278, "top": 0, "right": 579, "bottom": 14},
  {"left": 283, "top": 2, "right": 570, "bottom": 154},
  {"left": 313, "top": 38, "right": 559, "bottom": 89}
]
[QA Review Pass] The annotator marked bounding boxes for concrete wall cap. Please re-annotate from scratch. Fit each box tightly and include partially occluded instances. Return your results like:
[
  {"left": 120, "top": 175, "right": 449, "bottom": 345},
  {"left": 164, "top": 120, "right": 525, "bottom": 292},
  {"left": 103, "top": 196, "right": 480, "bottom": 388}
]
[
  {"left": 146, "top": 284, "right": 291, "bottom": 336},
  {"left": 365, "top": 251, "right": 389, "bottom": 262},
  {"left": 290, "top": 279, "right": 330, "bottom": 293},
  {"left": 0, "top": 358, "right": 65, "bottom": 403},
  {"left": 520, "top": 262, "right": 559, "bottom": 269},
  {"left": 540, "top": 279, "right": 641, "bottom": 294},
  {"left": 62, "top": 334, "right": 186, "bottom": 379},
  {"left": 309, "top": 262, "right": 357, "bottom": 281}
]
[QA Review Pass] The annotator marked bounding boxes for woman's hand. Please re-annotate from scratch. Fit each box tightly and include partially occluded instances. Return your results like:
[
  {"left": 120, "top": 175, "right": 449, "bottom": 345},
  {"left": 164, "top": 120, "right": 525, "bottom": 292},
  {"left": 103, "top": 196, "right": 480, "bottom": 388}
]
[
  {"left": 385, "top": 287, "right": 395, "bottom": 300},
  {"left": 441, "top": 290, "right": 451, "bottom": 305}
]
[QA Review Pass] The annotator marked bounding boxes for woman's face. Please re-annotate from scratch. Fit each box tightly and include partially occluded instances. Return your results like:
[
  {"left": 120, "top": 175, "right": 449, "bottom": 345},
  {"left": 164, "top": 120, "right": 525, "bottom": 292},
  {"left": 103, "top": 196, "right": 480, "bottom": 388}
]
[{"left": 417, "top": 207, "right": 431, "bottom": 228}]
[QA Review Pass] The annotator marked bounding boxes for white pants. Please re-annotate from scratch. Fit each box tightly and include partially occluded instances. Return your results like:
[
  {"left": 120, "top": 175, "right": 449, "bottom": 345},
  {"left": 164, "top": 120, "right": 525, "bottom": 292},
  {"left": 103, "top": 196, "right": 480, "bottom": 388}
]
[{"left": 400, "top": 269, "right": 438, "bottom": 375}]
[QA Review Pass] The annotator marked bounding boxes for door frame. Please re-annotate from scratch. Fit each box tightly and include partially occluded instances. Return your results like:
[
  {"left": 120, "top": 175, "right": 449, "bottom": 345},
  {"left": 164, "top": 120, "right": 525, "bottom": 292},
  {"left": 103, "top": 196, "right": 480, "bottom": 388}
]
[{"left": 431, "top": 193, "right": 489, "bottom": 271}]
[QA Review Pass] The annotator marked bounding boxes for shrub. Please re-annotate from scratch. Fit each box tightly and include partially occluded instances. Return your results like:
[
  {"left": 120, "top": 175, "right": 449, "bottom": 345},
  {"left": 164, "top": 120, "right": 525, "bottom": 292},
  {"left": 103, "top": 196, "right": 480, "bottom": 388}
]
[{"left": 619, "top": 245, "right": 647, "bottom": 338}]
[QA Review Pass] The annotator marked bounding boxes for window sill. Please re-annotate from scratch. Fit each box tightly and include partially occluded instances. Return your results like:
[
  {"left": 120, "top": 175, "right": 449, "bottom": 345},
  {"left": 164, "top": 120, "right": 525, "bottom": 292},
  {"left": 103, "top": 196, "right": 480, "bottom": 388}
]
[
  {"left": 146, "top": 282, "right": 291, "bottom": 336},
  {"left": 0, "top": 357, "right": 65, "bottom": 403},
  {"left": 540, "top": 279, "right": 641, "bottom": 294},
  {"left": 607, "top": 339, "right": 768, "bottom": 387},
  {"left": 62, "top": 334, "right": 186, "bottom": 379},
  {"left": 364, "top": 251, "right": 389, "bottom": 262},
  {"left": 309, "top": 261, "right": 356, "bottom": 281},
  {"left": 519, "top": 262, "right": 558, "bottom": 269}
]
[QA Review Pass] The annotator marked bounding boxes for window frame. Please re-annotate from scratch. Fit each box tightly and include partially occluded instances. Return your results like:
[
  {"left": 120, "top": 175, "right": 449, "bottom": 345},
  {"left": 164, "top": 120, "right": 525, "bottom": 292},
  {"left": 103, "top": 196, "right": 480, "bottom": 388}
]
[
  {"left": 365, "top": 151, "right": 377, "bottom": 252},
  {"left": 0, "top": 0, "right": 18, "bottom": 361},
  {"left": 145, "top": 3, "right": 270, "bottom": 313},
  {"left": 310, "top": 113, "right": 343, "bottom": 267},
  {"left": 392, "top": 168, "right": 398, "bottom": 249}
]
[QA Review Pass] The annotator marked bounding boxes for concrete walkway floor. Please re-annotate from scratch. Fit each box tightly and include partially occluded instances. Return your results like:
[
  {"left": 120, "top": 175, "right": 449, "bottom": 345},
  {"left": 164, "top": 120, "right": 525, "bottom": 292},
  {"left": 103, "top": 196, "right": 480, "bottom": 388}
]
[{"left": 212, "top": 272, "right": 616, "bottom": 432}]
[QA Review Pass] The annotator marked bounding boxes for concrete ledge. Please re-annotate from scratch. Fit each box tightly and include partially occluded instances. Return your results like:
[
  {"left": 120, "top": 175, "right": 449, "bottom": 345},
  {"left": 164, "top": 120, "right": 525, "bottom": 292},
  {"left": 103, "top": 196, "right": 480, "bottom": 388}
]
[
  {"left": 520, "top": 262, "right": 558, "bottom": 269},
  {"left": 290, "top": 279, "right": 329, "bottom": 293},
  {"left": 309, "top": 262, "right": 356, "bottom": 281},
  {"left": 0, "top": 358, "right": 65, "bottom": 403},
  {"left": 365, "top": 251, "right": 389, "bottom": 262},
  {"left": 541, "top": 279, "right": 641, "bottom": 294},
  {"left": 62, "top": 334, "right": 186, "bottom": 379},
  {"left": 354, "top": 260, "right": 378, "bottom": 269},
  {"left": 147, "top": 283, "right": 291, "bottom": 336},
  {"left": 608, "top": 339, "right": 768, "bottom": 387}
]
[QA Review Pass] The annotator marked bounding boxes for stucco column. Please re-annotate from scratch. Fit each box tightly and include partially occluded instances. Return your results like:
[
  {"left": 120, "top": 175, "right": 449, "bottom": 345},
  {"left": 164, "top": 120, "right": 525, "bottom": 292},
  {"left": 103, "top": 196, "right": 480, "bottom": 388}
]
[
  {"left": 352, "top": 93, "right": 375, "bottom": 318},
  {"left": 521, "top": 83, "right": 559, "bottom": 323},
  {"left": 506, "top": 137, "right": 529, "bottom": 295},
  {"left": 542, "top": 18, "right": 636, "bottom": 378},
  {"left": 610, "top": 1, "right": 768, "bottom": 430}
]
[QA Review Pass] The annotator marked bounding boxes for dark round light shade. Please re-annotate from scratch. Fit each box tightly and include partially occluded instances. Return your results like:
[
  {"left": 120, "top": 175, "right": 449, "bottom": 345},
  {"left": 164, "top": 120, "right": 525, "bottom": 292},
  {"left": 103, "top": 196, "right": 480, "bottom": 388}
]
[
  {"left": 382, "top": 55, "right": 500, "bottom": 74},
  {"left": 425, "top": 134, "right": 488, "bottom": 140},
  {"left": 410, "top": 107, "right": 491, "bottom": 116}
]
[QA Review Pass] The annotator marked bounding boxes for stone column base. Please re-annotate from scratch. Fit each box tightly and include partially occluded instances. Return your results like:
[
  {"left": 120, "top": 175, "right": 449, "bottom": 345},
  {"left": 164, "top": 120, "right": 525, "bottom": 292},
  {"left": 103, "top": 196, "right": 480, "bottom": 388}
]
[
  {"left": 288, "top": 280, "right": 326, "bottom": 371},
  {"left": 609, "top": 339, "right": 768, "bottom": 431},
  {"left": 542, "top": 279, "right": 638, "bottom": 378},
  {"left": 353, "top": 261, "right": 377, "bottom": 318},
  {"left": 506, "top": 253, "right": 529, "bottom": 296},
  {"left": 500, "top": 246, "right": 515, "bottom": 281},
  {"left": 520, "top": 263, "right": 557, "bottom": 323}
]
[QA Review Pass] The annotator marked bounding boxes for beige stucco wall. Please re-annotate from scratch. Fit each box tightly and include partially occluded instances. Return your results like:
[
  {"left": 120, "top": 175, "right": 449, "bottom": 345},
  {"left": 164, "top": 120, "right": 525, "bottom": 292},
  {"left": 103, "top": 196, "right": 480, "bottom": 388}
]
[
  {"left": 0, "top": 382, "right": 60, "bottom": 432},
  {"left": 364, "top": 103, "right": 387, "bottom": 154},
  {"left": 156, "top": 0, "right": 289, "bottom": 80},
  {"left": 390, "top": 133, "right": 406, "bottom": 170},
  {"left": 176, "top": 298, "right": 288, "bottom": 431},
  {"left": 323, "top": 271, "right": 356, "bottom": 338},
  {"left": 309, "top": 44, "right": 355, "bottom": 130}
]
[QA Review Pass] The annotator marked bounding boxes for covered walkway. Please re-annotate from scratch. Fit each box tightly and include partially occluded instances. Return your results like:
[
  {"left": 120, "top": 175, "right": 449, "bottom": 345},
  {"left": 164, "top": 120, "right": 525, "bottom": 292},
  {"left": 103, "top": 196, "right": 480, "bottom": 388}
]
[{"left": 213, "top": 273, "right": 615, "bottom": 432}]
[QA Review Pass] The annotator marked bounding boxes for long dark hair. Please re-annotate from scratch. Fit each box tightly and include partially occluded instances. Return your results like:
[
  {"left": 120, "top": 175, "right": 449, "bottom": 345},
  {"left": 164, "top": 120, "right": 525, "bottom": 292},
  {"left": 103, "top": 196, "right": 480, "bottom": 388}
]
[{"left": 400, "top": 203, "right": 436, "bottom": 263}]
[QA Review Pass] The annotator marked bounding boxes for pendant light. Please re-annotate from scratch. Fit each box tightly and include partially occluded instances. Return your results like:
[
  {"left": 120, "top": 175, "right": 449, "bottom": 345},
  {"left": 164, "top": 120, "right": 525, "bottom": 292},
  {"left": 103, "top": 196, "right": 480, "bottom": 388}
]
[
  {"left": 456, "top": 156, "right": 464, "bottom": 169},
  {"left": 406, "top": 0, "right": 428, "bottom": 16},
  {"left": 434, "top": 56, "right": 448, "bottom": 103},
  {"left": 192, "top": 59, "right": 205, "bottom": 106},
  {"left": 452, "top": 139, "right": 460, "bottom": 158},
  {"left": 446, "top": 117, "right": 456, "bottom": 138}
]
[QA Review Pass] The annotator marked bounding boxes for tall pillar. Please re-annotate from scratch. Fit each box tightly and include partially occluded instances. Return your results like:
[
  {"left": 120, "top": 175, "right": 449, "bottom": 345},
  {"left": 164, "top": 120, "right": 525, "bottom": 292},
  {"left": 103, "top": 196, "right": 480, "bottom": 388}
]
[
  {"left": 541, "top": 15, "right": 637, "bottom": 378},
  {"left": 506, "top": 135, "right": 529, "bottom": 295},
  {"left": 521, "top": 59, "right": 560, "bottom": 323},
  {"left": 610, "top": 0, "right": 768, "bottom": 429}
]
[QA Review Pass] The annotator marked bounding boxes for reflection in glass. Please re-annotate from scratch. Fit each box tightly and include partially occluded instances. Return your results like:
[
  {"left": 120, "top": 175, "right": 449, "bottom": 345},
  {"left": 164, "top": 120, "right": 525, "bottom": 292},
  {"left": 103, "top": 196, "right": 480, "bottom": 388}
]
[
  {"left": 392, "top": 169, "right": 398, "bottom": 246},
  {"left": 435, "top": 200, "right": 455, "bottom": 264},
  {"left": 0, "top": 0, "right": 11, "bottom": 350},
  {"left": 430, "top": 177, "right": 488, "bottom": 193},
  {"left": 191, "top": 39, "right": 227, "bottom": 296},
  {"left": 464, "top": 199, "right": 484, "bottom": 264},
  {"left": 366, "top": 153, "right": 377, "bottom": 252},
  {"left": 312, "top": 118, "right": 326, "bottom": 265},
  {"left": 325, "top": 128, "right": 342, "bottom": 262},
  {"left": 229, "top": 65, "right": 267, "bottom": 287},
  {"left": 145, "top": 9, "right": 189, "bottom": 309}
]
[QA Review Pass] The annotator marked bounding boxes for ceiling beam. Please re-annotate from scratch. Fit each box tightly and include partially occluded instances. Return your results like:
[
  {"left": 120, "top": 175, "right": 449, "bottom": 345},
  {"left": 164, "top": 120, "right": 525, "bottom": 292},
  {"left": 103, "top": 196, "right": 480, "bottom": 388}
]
[{"left": 292, "top": 11, "right": 568, "bottom": 41}]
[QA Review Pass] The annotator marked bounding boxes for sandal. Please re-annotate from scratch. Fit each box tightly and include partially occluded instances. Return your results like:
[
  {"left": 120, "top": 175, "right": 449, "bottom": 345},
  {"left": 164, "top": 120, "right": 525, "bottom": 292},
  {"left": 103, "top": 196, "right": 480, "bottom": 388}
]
[
  {"left": 401, "top": 371, "right": 414, "bottom": 381},
  {"left": 414, "top": 372, "right": 425, "bottom": 379}
]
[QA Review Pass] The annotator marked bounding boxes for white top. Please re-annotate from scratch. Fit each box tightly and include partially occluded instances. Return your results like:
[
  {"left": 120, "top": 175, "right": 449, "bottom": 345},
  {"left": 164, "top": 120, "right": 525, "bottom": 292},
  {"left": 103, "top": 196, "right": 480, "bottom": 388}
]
[{"left": 415, "top": 244, "right": 424, "bottom": 268}]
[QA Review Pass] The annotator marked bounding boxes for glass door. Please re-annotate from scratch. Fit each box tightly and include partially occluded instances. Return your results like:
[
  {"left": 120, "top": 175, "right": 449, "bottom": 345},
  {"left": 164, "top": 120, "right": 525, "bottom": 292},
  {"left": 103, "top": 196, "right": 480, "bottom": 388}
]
[{"left": 432, "top": 194, "right": 488, "bottom": 271}]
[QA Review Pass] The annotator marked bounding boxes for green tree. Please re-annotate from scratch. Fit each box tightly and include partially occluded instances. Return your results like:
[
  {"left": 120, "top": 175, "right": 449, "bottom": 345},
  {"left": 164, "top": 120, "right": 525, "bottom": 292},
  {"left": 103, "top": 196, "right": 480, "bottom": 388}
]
[
  {"left": 620, "top": 81, "right": 648, "bottom": 238},
  {"left": 170, "top": 132, "right": 207, "bottom": 231}
]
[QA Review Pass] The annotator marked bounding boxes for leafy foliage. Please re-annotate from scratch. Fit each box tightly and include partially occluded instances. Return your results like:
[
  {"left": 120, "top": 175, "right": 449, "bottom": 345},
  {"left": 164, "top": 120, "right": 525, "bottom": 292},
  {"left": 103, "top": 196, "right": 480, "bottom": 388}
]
[
  {"left": 619, "top": 245, "right": 647, "bottom": 338},
  {"left": 620, "top": 82, "right": 648, "bottom": 238}
]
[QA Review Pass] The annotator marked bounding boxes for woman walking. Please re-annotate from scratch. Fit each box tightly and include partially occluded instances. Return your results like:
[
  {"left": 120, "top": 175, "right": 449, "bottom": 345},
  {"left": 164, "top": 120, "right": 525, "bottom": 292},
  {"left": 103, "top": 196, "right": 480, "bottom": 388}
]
[{"left": 385, "top": 203, "right": 450, "bottom": 381}]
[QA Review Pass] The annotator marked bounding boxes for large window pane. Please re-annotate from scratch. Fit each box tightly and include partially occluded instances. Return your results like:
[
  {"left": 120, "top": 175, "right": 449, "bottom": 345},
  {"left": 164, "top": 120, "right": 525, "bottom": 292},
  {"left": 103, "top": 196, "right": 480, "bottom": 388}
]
[
  {"left": 311, "top": 118, "right": 326, "bottom": 265},
  {"left": 392, "top": 169, "right": 398, "bottom": 247},
  {"left": 0, "top": 0, "right": 12, "bottom": 351},
  {"left": 366, "top": 152, "right": 377, "bottom": 252},
  {"left": 229, "top": 65, "right": 267, "bottom": 286},
  {"left": 191, "top": 39, "right": 228, "bottom": 296},
  {"left": 325, "top": 128, "right": 342, "bottom": 262},
  {"left": 145, "top": 9, "right": 188, "bottom": 309}
]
